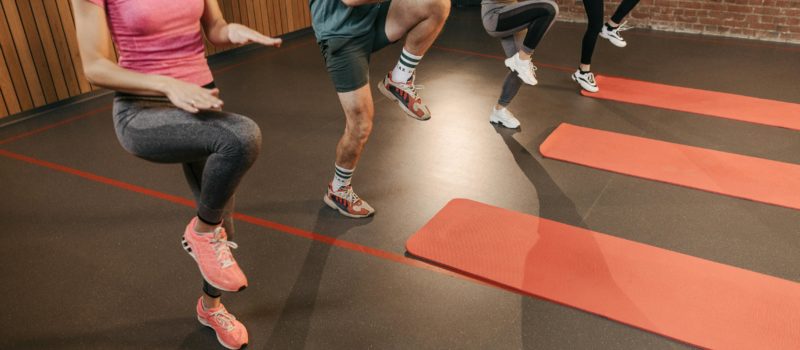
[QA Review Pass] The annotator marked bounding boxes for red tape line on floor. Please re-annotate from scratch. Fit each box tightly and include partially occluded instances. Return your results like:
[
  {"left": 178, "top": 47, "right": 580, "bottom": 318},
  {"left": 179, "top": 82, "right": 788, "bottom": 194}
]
[
  {"left": 540, "top": 123, "right": 800, "bottom": 210},
  {"left": 582, "top": 75, "right": 800, "bottom": 131},
  {"left": 406, "top": 198, "right": 800, "bottom": 349},
  {"left": 0, "top": 148, "right": 462, "bottom": 278}
]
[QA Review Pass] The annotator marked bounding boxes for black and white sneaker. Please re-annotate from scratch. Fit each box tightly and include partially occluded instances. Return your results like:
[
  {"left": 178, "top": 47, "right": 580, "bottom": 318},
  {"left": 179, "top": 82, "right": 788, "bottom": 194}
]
[
  {"left": 600, "top": 21, "right": 632, "bottom": 48},
  {"left": 572, "top": 69, "right": 599, "bottom": 93}
]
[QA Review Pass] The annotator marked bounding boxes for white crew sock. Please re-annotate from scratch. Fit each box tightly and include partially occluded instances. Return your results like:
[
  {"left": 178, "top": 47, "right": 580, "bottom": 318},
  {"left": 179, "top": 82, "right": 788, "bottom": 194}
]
[
  {"left": 391, "top": 48, "right": 423, "bottom": 83},
  {"left": 332, "top": 164, "right": 354, "bottom": 190}
]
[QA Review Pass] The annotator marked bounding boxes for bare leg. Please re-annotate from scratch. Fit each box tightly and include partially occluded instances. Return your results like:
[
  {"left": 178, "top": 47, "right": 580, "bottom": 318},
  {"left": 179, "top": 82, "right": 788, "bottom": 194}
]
[
  {"left": 385, "top": 0, "right": 451, "bottom": 56},
  {"left": 335, "top": 85, "right": 375, "bottom": 169}
]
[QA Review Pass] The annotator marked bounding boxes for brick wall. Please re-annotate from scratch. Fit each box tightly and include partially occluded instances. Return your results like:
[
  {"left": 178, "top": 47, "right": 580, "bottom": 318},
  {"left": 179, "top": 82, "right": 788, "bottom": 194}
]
[{"left": 555, "top": 0, "right": 800, "bottom": 44}]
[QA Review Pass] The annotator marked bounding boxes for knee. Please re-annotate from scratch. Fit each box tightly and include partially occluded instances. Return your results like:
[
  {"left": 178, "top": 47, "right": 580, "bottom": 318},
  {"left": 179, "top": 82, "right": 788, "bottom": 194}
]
[
  {"left": 345, "top": 108, "right": 373, "bottom": 143},
  {"left": 223, "top": 116, "right": 262, "bottom": 162},
  {"left": 348, "top": 117, "right": 373, "bottom": 144},
  {"left": 587, "top": 21, "right": 603, "bottom": 34},
  {"left": 546, "top": 2, "right": 559, "bottom": 19},
  {"left": 424, "top": 0, "right": 450, "bottom": 21},
  {"left": 587, "top": 15, "right": 603, "bottom": 34}
]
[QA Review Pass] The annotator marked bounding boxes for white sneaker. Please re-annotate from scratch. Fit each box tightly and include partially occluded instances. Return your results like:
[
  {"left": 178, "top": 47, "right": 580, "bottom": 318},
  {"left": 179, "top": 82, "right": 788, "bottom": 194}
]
[
  {"left": 489, "top": 107, "right": 520, "bottom": 129},
  {"left": 599, "top": 21, "right": 632, "bottom": 48},
  {"left": 572, "top": 69, "right": 599, "bottom": 93},
  {"left": 504, "top": 53, "right": 538, "bottom": 86}
]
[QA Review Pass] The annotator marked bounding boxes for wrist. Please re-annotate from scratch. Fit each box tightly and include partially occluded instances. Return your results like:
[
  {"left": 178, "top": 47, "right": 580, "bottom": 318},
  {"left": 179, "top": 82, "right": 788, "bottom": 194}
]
[{"left": 151, "top": 75, "right": 174, "bottom": 95}]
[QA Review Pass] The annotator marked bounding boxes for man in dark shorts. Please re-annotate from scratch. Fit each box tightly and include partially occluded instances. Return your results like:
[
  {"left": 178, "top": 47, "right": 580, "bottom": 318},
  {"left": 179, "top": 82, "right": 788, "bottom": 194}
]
[{"left": 310, "top": 0, "right": 450, "bottom": 218}]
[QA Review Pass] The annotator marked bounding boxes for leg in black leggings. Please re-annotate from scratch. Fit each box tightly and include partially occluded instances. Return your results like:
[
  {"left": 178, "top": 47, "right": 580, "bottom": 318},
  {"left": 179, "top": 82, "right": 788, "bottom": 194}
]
[
  {"left": 611, "top": 0, "right": 640, "bottom": 24},
  {"left": 581, "top": 0, "right": 641, "bottom": 65},
  {"left": 580, "top": 0, "right": 603, "bottom": 65},
  {"left": 482, "top": 0, "right": 558, "bottom": 107}
]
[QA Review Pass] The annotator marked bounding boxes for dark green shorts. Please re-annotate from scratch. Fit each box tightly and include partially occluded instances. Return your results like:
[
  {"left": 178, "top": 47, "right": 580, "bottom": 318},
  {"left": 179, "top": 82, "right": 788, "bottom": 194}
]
[{"left": 318, "top": 2, "right": 395, "bottom": 93}]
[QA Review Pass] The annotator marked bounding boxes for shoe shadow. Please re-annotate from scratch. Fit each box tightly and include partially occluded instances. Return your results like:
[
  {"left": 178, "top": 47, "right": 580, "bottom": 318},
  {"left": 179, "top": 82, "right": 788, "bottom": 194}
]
[{"left": 262, "top": 207, "right": 373, "bottom": 349}]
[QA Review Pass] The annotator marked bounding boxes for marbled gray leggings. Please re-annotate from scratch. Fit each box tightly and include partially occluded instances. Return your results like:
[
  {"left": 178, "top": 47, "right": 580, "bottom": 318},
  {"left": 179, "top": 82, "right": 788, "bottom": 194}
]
[
  {"left": 112, "top": 94, "right": 261, "bottom": 297},
  {"left": 482, "top": 0, "right": 558, "bottom": 106}
]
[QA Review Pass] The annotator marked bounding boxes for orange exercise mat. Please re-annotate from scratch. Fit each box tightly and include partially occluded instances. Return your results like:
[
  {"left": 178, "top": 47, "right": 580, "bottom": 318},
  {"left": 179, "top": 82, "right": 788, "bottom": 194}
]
[
  {"left": 406, "top": 199, "right": 800, "bottom": 349},
  {"left": 582, "top": 75, "right": 800, "bottom": 131},
  {"left": 540, "top": 123, "right": 800, "bottom": 210}
]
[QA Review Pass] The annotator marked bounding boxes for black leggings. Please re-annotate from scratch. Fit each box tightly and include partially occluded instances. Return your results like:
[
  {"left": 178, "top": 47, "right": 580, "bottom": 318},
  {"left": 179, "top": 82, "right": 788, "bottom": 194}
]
[{"left": 580, "top": 0, "right": 640, "bottom": 65}]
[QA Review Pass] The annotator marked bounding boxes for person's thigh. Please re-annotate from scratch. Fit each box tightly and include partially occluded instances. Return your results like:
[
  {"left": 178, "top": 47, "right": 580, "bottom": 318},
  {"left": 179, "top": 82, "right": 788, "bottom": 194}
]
[
  {"left": 384, "top": 0, "right": 430, "bottom": 42},
  {"left": 319, "top": 35, "right": 374, "bottom": 93},
  {"left": 113, "top": 99, "right": 254, "bottom": 164}
]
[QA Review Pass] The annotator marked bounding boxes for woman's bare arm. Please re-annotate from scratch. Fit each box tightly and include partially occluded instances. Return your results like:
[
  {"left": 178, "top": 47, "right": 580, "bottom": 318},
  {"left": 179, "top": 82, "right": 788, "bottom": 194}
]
[
  {"left": 71, "top": 0, "right": 222, "bottom": 112},
  {"left": 201, "top": 0, "right": 282, "bottom": 47}
]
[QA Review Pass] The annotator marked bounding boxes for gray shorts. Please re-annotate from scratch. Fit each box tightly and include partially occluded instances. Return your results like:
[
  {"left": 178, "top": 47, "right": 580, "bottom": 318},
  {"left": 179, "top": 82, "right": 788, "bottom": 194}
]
[{"left": 318, "top": 2, "right": 395, "bottom": 93}]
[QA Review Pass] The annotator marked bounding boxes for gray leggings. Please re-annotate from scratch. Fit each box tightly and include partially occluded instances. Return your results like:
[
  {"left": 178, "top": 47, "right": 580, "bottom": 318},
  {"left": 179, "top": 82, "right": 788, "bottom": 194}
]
[
  {"left": 482, "top": 0, "right": 558, "bottom": 107},
  {"left": 112, "top": 95, "right": 262, "bottom": 297}
]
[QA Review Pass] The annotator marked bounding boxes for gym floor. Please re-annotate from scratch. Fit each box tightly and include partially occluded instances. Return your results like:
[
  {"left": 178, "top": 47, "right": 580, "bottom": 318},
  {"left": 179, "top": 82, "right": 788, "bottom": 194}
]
[{"left": 2, "top": 8, "right": 799, "bottom": 350}]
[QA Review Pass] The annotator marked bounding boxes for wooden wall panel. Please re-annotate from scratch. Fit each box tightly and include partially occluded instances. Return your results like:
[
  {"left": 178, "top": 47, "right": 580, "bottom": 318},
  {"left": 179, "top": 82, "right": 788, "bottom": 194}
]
[{"left": 0, "top": 0, "right": 311, "bottom": 119}]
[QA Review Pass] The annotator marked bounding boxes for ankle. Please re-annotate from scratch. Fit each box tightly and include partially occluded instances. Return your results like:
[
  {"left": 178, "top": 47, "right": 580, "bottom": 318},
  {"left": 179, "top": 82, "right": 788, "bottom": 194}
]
[
  {"left": 194, "top": 218, "right": 221, "bottom": 234},
  {"left": 202, "top": 295, "right": 221, "bottom": 311},
  {"left": 517, "top": 51, "right": 532, "bottom": 61}
]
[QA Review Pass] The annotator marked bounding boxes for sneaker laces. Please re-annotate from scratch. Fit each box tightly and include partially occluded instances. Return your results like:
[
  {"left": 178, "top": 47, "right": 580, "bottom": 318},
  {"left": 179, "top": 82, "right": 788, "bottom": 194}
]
[
  {"left": 210, "top": 228, "right": 238, "bottom": 268},
  {"left": 337, "top": 185, "right": 362, "bottom": 204},
  {"left": 528, "top": 61, "right": 538, "bottom": 77},
  {"left": 209, "top": 308, "right": 237, "bottom": 331},
  {"left": 615, "top": 21, "right": 633, "bottom": 32},
  {"left": 402, "top": 74, "right": 423, "bottom": 99},
  {"left": 584, "top": 71, "right": 596, "bottom": 84}
]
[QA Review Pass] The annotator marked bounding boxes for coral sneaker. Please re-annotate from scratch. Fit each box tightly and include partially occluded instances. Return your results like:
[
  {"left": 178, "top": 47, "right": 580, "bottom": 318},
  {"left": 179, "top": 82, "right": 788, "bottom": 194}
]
[
  {"left": 377, "top": 72, "right": 431, "bottom": 121},
  {"left": 323, "top": 183, "right": 375, "bottom": 218},
  {"left": 182, "top": 218, "right": 247, "bottom": 292},
  {"left": 196, "top": 297, "right": 249, "bottom": 350}
]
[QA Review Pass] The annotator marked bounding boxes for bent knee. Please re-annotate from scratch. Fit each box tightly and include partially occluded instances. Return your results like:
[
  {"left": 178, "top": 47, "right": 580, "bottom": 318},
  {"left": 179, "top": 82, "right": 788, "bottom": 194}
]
[
  {"left": 546, "top": 2, "right": 559, "bottom": 18},
  {"left": 223, "top": 116, "right": 262, "bottom": 160},
  {"left": 424, "top": 0, "right": 450, "bottom": 20}
]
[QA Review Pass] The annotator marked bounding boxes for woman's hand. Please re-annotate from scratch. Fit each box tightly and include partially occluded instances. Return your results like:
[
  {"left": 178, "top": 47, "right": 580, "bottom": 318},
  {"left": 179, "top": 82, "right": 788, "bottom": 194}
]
[
  {"left": 159, "top": 78, "right": 224, "bottom": 113},
  {"left": 226, "top": 23, "right": 282, "bottom": 47}
]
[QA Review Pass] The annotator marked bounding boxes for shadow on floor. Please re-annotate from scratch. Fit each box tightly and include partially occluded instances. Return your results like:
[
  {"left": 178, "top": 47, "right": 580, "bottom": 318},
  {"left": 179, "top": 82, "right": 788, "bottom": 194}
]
[
  {"left": 263, "top": 206, "right": 373, "bottom": 349},
  {"left": 494, "top": 127, "right": 674, "bottom": 349}
]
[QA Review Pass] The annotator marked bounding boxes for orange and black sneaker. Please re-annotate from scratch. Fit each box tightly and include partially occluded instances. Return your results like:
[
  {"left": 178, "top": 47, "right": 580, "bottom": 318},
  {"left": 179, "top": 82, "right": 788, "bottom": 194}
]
[
  {"left": 323, "top": 183, "right": 375, "bottom": 218},
  {"left": 377, "top": 72, "right": 431, "bottom": 121}
]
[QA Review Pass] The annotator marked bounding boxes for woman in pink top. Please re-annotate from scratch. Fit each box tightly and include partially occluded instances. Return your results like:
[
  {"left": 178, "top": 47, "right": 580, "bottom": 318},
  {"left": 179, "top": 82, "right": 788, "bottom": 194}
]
[{"left": 72, "top": 1, "right": 281, "bottom": 348}]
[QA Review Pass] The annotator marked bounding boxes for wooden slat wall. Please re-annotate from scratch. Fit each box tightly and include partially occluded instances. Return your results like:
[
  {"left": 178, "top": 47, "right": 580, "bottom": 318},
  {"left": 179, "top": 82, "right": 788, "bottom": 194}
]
[{"left": 0, "top": 0, "right": 311, "bottom": 119}]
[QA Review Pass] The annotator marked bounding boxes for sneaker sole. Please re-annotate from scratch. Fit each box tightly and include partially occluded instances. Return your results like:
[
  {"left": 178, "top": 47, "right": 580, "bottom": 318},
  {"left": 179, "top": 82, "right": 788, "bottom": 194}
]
[
  {"left": 377, "top": 81, "right": 431, "bottom": 121},
  {"left": 504, "top": 57, "right": 538, "bottom": 86},
  {"left": 599, "top": 32, "right": 627, "bottom": 47},
  {"left": 323, "top": 194, "right": 374, "bottom": 219},
  {"left": 489, "top": 115, "right": 520, "bottom": 129},
  {"left": 181, "top": 237, "right": 247, "bottom": 293},
  {"left": 571, "top": 74, "right": 599, "bottom": 93},
  {"left": 197, "top": 316, "right": 247, "bottom": 350}
]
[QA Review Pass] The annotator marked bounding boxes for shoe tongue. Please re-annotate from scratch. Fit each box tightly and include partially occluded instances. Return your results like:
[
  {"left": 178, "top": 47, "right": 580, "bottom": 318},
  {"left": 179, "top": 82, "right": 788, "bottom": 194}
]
[{"left": 213, "top": 227, "right": 227, "bottom": 240}]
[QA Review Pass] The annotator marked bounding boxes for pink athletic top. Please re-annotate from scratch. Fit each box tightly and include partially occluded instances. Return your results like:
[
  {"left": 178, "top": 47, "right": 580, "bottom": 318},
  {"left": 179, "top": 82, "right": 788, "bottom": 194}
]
[{"left": 87, "top": 0, "right": 213, "bottom": 86}]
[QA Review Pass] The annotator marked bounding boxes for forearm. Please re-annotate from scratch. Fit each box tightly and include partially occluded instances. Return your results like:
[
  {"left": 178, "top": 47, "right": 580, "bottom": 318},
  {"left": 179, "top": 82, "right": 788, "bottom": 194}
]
[
  {"left": 204, "top": 17, "right": 232, "bottom": 46},
  {"left": 84, "top": 58, "right": 172, "bottom": 96}
]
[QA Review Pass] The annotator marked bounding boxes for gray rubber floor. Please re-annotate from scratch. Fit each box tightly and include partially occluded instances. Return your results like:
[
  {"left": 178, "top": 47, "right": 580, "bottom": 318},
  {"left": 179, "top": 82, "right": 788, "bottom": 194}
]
[{"left": 1, "top": 8, "right": 799, "bottom": 350}]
